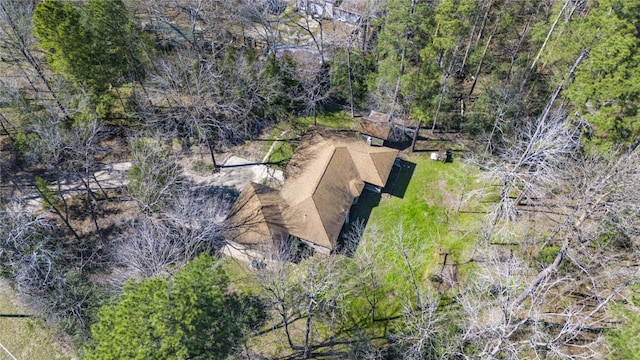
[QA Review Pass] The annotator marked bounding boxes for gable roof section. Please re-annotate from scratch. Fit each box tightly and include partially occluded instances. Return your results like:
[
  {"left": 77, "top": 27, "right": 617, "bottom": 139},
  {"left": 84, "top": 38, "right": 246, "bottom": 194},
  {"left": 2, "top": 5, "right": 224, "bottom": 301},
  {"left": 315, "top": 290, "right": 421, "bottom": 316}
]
[
  {"left": 340, "top": 140, "right": 398, "bottom": 187},
  {"left": 281, "top": 136, "right": 335, "bottom": 203},
  {"left": 358, "top": 118, "right": 393, "bottom": 140},
  {"left": 282, "top": 146, "right": 364, "bottom": 249},
  {"left": 366, "top": 110, "right": 391, "bottom": 123},
  {"left": 225, "top": 182, "right": 287, "bottom": 244}
]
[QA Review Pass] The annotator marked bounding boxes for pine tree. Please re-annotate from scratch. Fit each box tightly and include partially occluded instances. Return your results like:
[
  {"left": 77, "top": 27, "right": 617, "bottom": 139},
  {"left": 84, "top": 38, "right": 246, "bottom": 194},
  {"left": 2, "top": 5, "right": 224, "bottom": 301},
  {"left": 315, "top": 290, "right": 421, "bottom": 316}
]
[
  {"left": 369, "top": 0, "right": 438, "bottom": 120},
  {"left": 33, "top": 0, "right": 142, "bottom": 95},
  {"left": 85, "top": 254, "right": 262, "bottom": 360}
]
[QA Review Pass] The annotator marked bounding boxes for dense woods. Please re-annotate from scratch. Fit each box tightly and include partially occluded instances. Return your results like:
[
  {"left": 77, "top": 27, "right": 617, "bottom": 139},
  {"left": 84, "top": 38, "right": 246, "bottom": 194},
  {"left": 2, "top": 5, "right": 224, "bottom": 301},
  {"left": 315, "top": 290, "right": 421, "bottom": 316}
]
[{"left": 1, "top": 0, "right": 640, "bottom": 359}]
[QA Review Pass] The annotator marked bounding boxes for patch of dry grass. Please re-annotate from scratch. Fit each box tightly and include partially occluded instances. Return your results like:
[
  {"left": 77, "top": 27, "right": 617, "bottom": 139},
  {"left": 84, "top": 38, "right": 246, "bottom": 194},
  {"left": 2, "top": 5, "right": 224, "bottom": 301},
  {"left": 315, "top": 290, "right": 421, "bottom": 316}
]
[{"left": 0, "top": 280, "right": 75, "bottom": 360}]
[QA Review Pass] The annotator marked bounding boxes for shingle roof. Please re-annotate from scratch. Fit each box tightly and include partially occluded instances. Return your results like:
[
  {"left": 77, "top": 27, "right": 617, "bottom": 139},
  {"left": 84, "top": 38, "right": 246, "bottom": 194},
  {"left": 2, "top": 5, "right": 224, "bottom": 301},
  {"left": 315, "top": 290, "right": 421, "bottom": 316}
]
[
  {"left": 282, "top": 145, "right": 365, "bottom": 249},
  {"left": 224, "top": 182, "right": 288, "bottom": 244},
  {"left": 345, "top": 140, "right": 398, "bottom": 186},
  {"left": 358, "top": 118, "right": 393, "bottom": 140},
  {"left": 225, "top": 130, "right": 398, "bottom": 251},
  {"left": 365, "top": 110, "right": 391, "bottom": 123}
]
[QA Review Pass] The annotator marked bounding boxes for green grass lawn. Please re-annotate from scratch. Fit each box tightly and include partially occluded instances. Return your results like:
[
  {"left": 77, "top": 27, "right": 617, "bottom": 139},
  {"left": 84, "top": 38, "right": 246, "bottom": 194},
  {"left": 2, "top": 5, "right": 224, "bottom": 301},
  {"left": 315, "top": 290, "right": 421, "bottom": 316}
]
[
  {"left": 357, "top": 153, "right": 485, "bottom": 298},
  {"left": 0, "top": 281, "right": 74, "bottom": 360},
  {"left": 261, "top": 113, "right": 485, "bottom": 297},
  {"left": 296, "top": 111, "right": 357, "bottom": 130}
]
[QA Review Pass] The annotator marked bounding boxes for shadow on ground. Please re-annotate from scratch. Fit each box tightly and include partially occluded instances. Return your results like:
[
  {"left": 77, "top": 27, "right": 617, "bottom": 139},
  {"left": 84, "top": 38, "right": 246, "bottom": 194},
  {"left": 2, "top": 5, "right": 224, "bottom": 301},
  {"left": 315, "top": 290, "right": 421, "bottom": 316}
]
[
  {"left": 337, "top": 190, "right": 381, "bottom": 256},
  {"left": 337, "top": 158, "right": 417, "bottom": 255},
  {"left": 383, "top": 158, "right": 416, "bottom": 199}
]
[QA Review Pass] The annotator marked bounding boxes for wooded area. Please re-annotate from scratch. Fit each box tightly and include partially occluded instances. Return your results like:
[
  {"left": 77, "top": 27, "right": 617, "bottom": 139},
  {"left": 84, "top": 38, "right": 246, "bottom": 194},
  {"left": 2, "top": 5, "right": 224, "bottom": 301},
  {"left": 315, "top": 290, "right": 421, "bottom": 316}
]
[{"left": 0, "top": 0, "right": 640, "bottom": 359}]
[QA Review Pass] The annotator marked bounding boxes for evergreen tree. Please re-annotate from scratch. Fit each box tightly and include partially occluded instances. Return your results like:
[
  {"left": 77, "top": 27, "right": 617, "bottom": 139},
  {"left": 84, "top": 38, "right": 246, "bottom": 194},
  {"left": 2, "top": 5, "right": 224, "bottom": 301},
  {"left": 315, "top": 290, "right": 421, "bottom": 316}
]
[
  {"left": 566, "top": 0, "right": 640, "bottom": 144},
  {"left": 85, "top": 254, "right": 264, "bottom": 360},
  {"left": 32, "top": 0, "right": 89, "bottom": 85},
  {"left": 33, "top": 0, "right": 142, "bottom": 95},
  {"left": 609, "top": 285, "right": 640, "bottom": 359},
  {"left": 80, "top": 0, "right": 142, "bottom": 92},
  {"left": 539, "top": 0, "right": 640, "bottom": 144},
  {"left": 330, "top": 49, "right": 374, "bottom": 109},
  {"left": 369, "top": 0, "right": 439, "bottom": 120}
]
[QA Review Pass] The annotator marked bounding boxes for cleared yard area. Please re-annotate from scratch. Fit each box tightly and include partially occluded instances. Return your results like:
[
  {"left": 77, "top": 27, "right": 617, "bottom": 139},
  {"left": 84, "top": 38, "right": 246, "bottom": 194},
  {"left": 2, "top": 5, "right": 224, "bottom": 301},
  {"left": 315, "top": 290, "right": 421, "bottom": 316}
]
[
  {"left": 357, "top": 152, "right": 485, "bottom": 297},
  {"left": 0, "top": 281, "right": 74, "bottom": 360}
]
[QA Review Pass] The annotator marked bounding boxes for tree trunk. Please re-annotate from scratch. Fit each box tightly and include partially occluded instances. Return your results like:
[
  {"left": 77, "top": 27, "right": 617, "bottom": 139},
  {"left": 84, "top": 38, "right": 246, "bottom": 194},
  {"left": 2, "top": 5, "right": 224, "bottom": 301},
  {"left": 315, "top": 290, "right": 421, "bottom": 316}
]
[
  {"left": 0, "top": 3, "right": 70, "bottom": 119},
  {"left": 468, "top": 33, "right": 492, "bottom": 97},
  {"left": 280, "top": 307, "right": 295, "bottom": 350},
  {"left": 206, "top": 138, "right": 218, "bottom": 171},
  {"left": 431, "top": 44, "right": 459, "bottom": 133},
  {"left": 521, "top": 0, "right": 573, "bottom": 92},
  {"left": 411, "top": 119, "right": 421, "bottom": 152},
  {"left": 303, "top": 307, "right": 314, "bottom": 358},
  {"left": 346, "top": 39, "right": 355, "bottom": 118},
  {"left": 36, "top": 185, "right": 81, "bottom": 242},
  {"left": 474, "top": 0, "right": 494, "bottom": 48},
  {"left": 469, "top": 1, "right": 508, "bottom": 97},
  {"left": 0, "top": 112, "right": 16, "bottom": 144},
  {"left": 504, "top": 18, "right": 531, "bottom": 85},
  {"left": 529, "top": 0, "right": 570, "bottom": 73},
  {"left": 538, "top": 49, "right": 588, "bottom": 124},
  {"left": 460, "top": 1, "right": 483, "bottom": 72},
  {"left": 389, "top": 0, "right": 417, "bottom": 119}
]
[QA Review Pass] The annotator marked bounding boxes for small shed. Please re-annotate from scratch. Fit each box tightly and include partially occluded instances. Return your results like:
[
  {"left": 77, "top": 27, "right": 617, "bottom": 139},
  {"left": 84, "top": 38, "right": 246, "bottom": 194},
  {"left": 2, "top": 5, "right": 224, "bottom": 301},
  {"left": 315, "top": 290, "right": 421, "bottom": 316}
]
[{"left": 358, "top": 110, "right": 391, "bottom": 146}]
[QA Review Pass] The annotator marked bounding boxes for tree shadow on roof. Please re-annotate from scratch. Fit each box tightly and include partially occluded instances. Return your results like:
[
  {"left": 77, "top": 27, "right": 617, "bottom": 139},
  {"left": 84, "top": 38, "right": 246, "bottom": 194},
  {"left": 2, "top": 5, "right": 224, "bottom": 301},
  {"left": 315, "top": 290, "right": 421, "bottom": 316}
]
[{"left": 383, "top": 158, "right": 416, "bottom": 199}]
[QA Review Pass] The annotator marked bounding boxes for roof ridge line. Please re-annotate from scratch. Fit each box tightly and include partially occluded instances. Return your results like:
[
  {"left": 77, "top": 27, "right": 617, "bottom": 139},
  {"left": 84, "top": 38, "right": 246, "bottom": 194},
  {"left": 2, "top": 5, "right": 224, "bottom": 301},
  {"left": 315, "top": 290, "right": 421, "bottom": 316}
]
[
  {"left": 309, "top": 196, "right": 332, "bottom": 248},
  {"left": 309, "top": 145, "right": 338, "bottom": 197}
]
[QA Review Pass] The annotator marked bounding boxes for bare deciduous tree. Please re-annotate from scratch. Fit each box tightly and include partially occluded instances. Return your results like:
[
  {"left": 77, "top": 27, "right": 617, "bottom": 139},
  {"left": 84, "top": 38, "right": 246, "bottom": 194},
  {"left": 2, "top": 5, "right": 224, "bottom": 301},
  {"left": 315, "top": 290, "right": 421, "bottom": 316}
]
[
  {"left": 463, "top": 114, "right": 640, "bottom": 358},
  {"left": 482, "top": 110, "right": 580, "bottom": 225},
  {"left": 138, "top": 38, "right": 283, "bottom": 168},
  {"left": 0, "top": 202, "right": 60, "bottom": 294},
  {"left": 119, "top": 185, "right": 234, "bottom": 277},
  {"left": 117, "top": 216, "right": 180, "bottom": 277},
  {"left": 0, "top": 202, "right": 98, "bottom": 335},
  {"left": 0, "top": 0, "right": 70, "bottom": 118},
  {"left": 255, "top": 246, "right": 302, "bottom": 351}
]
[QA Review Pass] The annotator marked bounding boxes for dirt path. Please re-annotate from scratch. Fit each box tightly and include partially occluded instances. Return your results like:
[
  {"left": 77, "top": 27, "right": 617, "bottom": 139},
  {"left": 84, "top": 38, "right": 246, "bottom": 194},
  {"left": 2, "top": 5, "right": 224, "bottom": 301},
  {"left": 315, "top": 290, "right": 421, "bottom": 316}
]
[
  {"left": 21, "top": 161, "right": 132, "bottom": 213},
  {"left": 13, "top": 139, "right": 286, "bottom": 211},
  {"left": 262, "top": 130, "right": 290, "bottom": 163},
  {"left": 180, "top": 155, "right": 284, "bottom": 191}
]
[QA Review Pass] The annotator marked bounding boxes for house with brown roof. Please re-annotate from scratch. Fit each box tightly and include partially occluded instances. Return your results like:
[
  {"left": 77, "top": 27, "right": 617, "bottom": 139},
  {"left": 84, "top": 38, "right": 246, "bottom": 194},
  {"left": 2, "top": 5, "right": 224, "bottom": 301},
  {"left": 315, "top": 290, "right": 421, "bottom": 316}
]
[{"left": 224, "top": 129, "right": 398, "bottom": 254}]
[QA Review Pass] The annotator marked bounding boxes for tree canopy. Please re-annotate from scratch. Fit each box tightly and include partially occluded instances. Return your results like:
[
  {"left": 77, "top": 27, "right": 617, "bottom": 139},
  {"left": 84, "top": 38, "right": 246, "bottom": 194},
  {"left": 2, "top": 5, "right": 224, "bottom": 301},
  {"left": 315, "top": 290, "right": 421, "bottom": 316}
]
[
  {"left": 33, "top": 0, "right": 142, "bottom": 95},
  {"left": 368, "top": 0, "right": 439, "bottom": 119},
  {"left": 85, "top": 254, "right": 263, "bottom": 360},
  {"left": 538, "top": 0, "right": 640, "bottom": 144}
]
